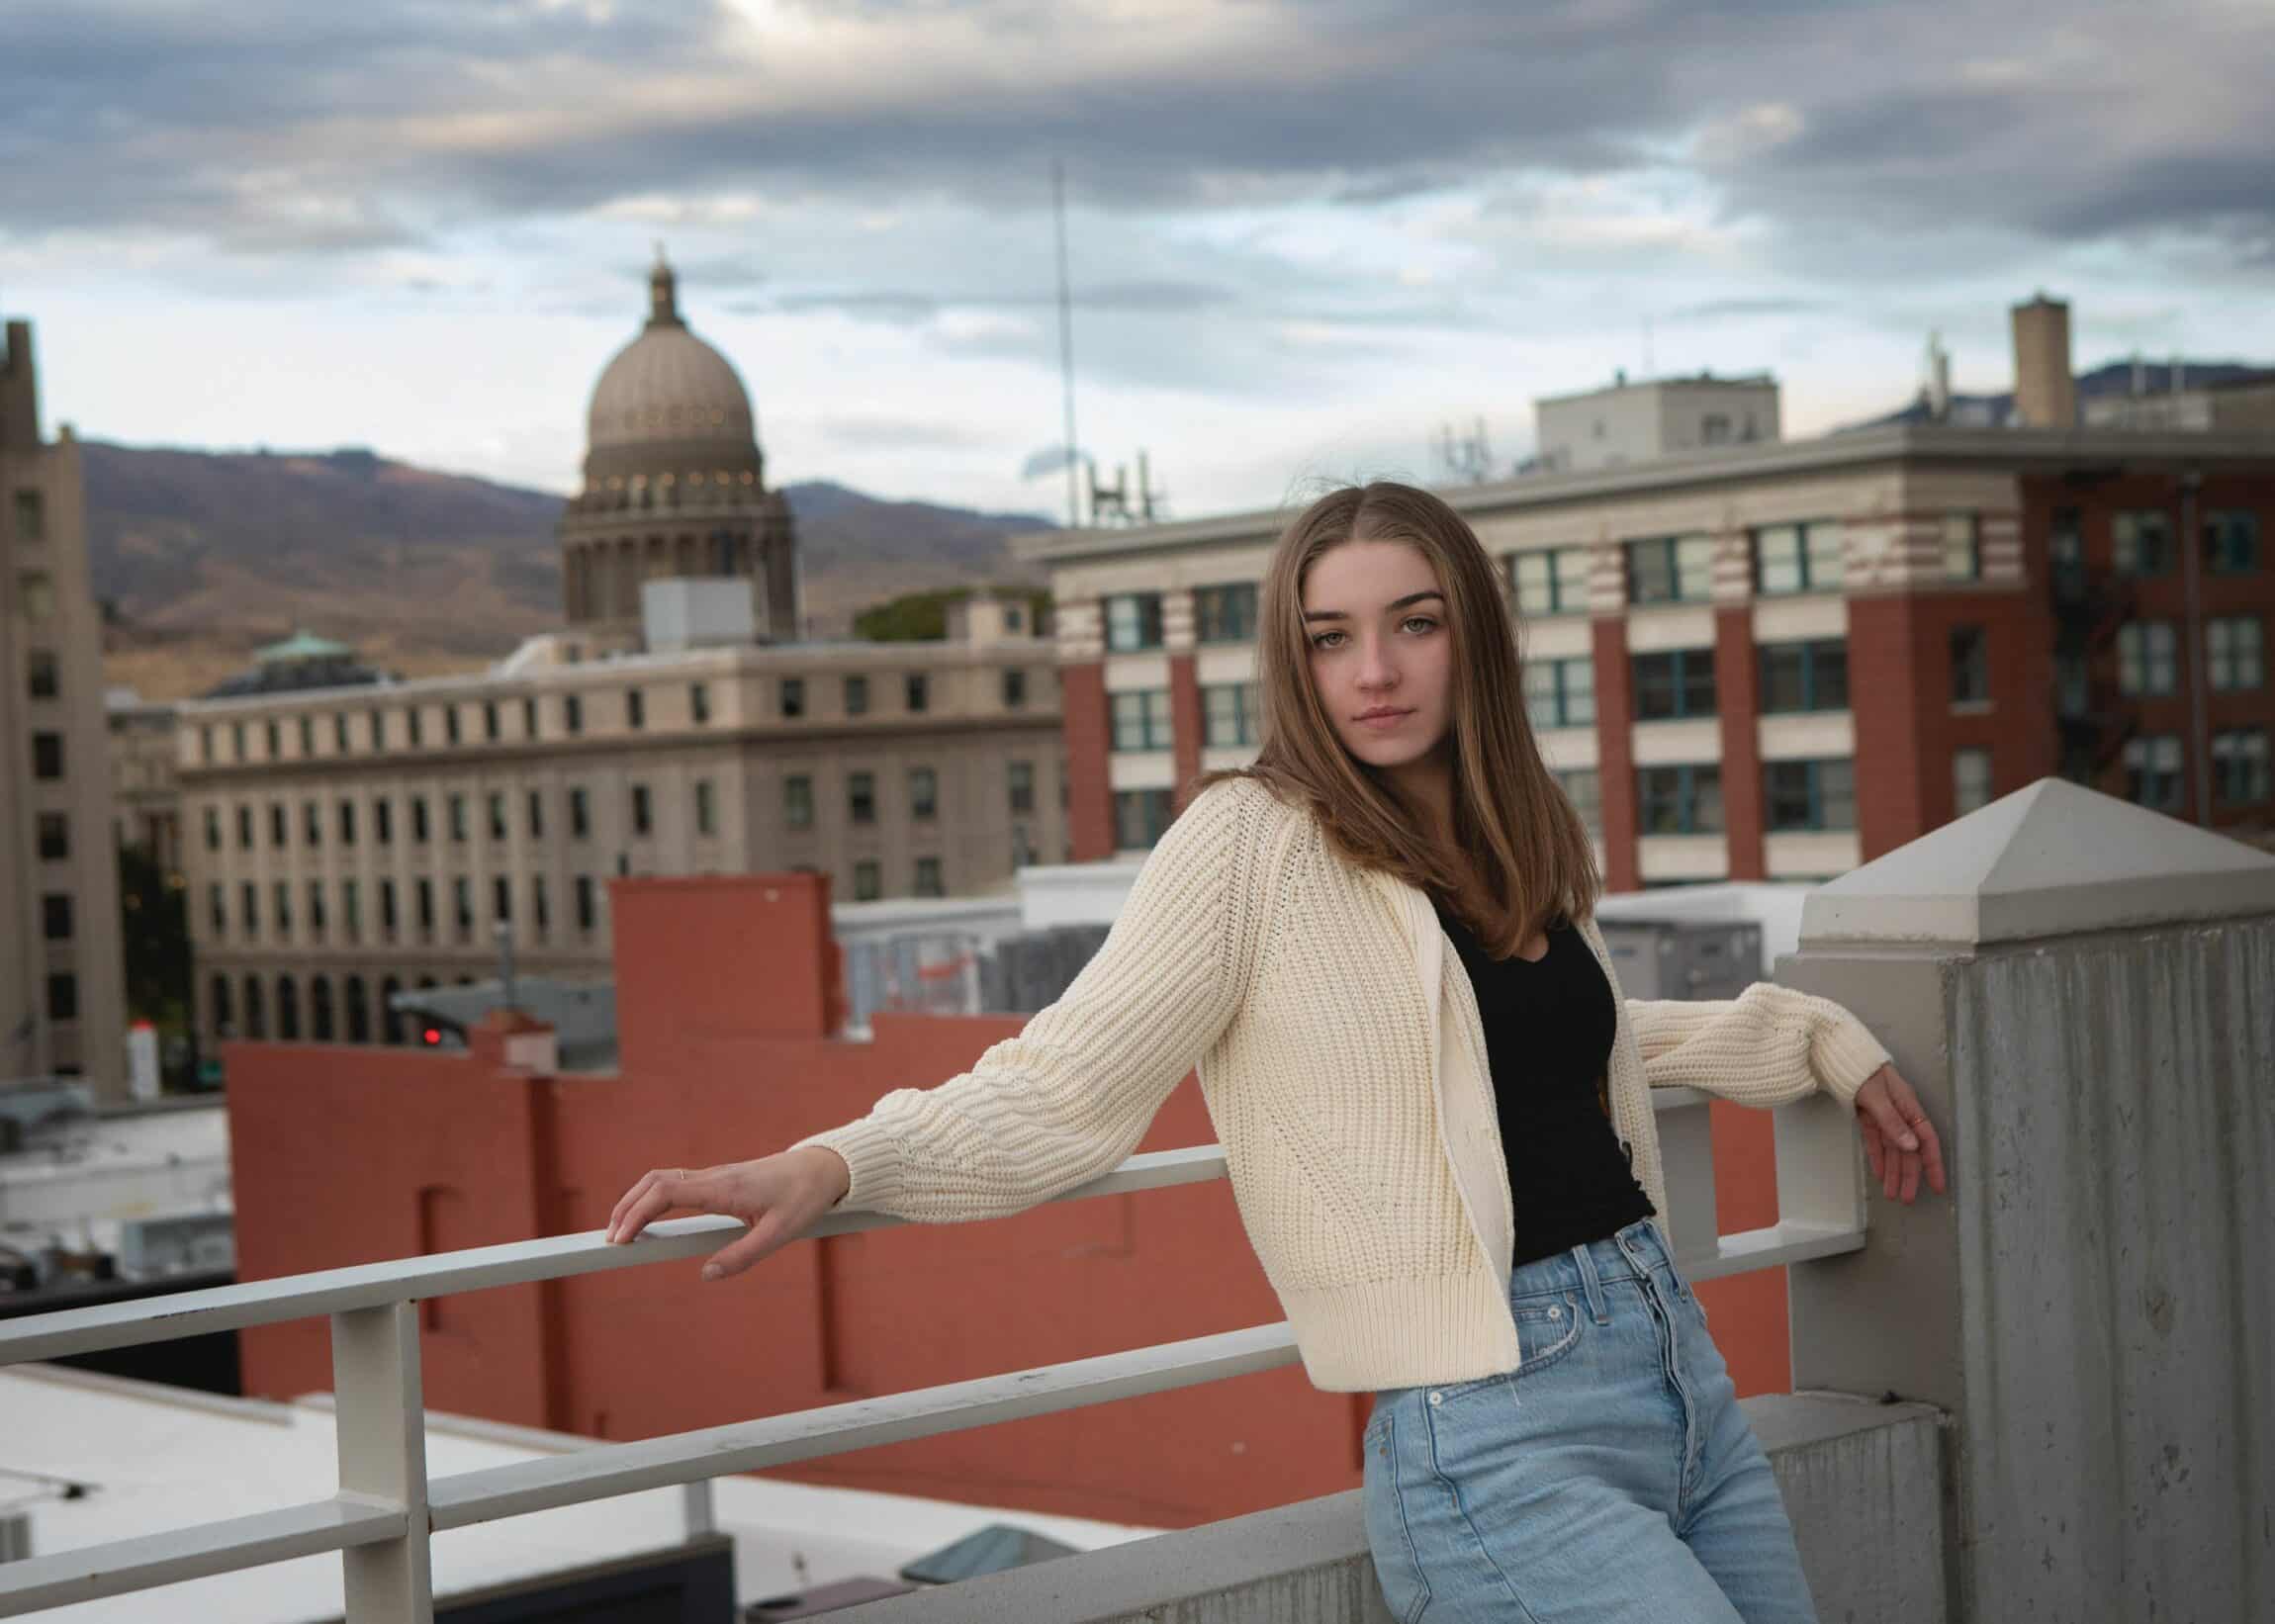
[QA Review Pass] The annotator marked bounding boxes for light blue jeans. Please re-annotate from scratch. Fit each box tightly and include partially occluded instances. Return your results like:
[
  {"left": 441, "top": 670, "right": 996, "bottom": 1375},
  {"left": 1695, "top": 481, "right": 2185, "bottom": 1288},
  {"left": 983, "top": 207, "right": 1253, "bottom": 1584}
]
[{"left": 1362, "top": 1217, "right": 1819, "bottom": 1623}]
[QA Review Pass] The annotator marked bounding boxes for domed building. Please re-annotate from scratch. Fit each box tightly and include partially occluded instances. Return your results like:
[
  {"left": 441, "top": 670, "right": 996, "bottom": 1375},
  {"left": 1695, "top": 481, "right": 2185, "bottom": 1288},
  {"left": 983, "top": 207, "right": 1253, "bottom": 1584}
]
[{"left": 558, "top": 252, "right": 798, "bottom": 643}]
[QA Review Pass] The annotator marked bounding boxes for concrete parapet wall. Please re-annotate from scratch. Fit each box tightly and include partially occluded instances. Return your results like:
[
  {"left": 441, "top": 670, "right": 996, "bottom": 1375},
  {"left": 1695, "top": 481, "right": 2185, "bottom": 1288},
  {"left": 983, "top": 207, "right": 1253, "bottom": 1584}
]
[{"left": 822, "top": 1398, "right": 1944, "bottom": 1623}]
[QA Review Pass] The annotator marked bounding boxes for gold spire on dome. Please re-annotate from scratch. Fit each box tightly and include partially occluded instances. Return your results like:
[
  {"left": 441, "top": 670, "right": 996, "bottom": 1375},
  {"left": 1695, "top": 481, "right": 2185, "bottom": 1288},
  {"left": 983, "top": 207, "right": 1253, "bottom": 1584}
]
[{"left": 648, "top": 242, "right": 681, "bottom": 327}]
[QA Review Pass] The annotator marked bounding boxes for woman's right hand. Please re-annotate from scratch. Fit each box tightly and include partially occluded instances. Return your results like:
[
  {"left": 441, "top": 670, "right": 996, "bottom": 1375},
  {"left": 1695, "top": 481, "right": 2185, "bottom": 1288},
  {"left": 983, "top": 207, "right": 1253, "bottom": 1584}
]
[{"left": 604, "top": 1147, "right": 852, "bottom": 1281}]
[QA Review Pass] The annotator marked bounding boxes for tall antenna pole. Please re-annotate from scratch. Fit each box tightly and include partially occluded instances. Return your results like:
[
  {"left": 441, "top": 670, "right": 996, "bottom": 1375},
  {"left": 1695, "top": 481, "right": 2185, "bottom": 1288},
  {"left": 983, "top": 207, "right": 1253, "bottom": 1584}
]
[{"left": 1052, "top": 159, "right": 1079, "bottom": 528}]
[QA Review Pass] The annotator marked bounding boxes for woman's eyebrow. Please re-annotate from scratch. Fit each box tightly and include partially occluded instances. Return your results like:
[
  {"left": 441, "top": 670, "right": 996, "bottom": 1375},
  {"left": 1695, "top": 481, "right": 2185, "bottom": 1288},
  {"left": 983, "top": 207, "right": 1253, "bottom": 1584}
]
[{"left": 1301, "top": 589, "right": 1446, "bottom": 623}]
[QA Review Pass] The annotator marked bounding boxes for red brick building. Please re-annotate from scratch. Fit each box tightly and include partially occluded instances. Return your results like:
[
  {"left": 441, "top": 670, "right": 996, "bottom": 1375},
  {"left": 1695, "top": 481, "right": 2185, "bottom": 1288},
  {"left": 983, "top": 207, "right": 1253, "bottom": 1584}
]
[
  {"left": 1027, "top": 427, "right": 2274, "bottom": 883},
  {"left": 227, "top": 870, "right": 1799, "bottom": 1529}
]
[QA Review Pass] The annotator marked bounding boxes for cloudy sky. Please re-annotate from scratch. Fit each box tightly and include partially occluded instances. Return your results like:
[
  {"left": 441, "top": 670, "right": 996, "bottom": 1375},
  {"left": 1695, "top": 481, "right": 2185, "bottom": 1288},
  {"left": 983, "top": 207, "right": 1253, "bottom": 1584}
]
[{"left": 5, "top": 0, "right": 2273, "bottom": 519}]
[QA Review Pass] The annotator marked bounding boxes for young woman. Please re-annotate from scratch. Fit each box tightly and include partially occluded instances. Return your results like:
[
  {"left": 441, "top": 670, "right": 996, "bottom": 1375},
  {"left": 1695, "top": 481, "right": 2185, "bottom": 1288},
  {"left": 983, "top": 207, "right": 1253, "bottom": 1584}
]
[{"left": 606, "top": 480, "right": 1948, "bottom": 1622}]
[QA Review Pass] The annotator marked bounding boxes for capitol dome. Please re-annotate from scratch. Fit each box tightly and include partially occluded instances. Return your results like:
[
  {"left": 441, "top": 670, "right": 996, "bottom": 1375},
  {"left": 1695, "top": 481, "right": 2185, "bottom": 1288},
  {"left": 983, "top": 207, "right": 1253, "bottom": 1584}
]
[{"left": 583, "top": 254, "right": 756, "bottom": 458}]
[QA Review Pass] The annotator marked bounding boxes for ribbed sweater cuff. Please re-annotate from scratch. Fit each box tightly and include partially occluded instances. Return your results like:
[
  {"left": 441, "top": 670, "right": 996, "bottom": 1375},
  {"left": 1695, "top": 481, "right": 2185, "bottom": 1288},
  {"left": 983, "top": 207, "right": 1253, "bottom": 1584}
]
[
  {"left": 787, "top": 1118, "right": 905, "bottom": 1214},
  {"left": 1812, "top": 1013, "right": 1891, "bottom": 1110}
]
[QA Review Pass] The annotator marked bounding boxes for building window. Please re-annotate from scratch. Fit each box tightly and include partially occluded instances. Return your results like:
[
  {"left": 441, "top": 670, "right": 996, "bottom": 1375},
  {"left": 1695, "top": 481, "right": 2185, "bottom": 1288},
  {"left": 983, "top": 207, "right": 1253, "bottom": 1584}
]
[
  {"left": 2115, "top": 621, "right": 2178, "bottom": 697},
  {"left": 2207, "top": 617, "right": 2265, "bottom": 690},
  {"left": 1008, "top": 761, "right": 1036, "bottom": 815},
  {"left": 1556, "top": 768, "right": 1601, "bottom": 835},
  {"left": 576, "top": 875, "right": 596, "bottom": 932},
  {"left": 780, "top": 677, "right": 805, "bottom": 719},
  {"left": 784, "top": 775, "right": 814, "bottom": 829},
  {"left": 334, "top": 712, "right": 351, "bottom": 752},
  {"left": 1632, "top": 650, "right": 1716, "bottom": 721},
  {"left": 1954, "top": 748, "right": 1994, "bottom": 816},
  {"left": 31, "top": 731, "right": 63, "bottom": 779},
  {"left": 416, "top": 878, "right": 435, "bottom": 934},
  {"left": 41, "top": 893, "right": 71, "bottom": 942},
  {"left": 493, "top": 875, "right": 511, "bottom": 925},
  {"left": 1950, "top": 625, "right": 1991, "bottom": 704},
  {"left": 411, "top": 795, "right": 431, "bottom": 844},
  {"left": 484, "top": 791, "right": 504, "bottom": 842},
  {"left": 564, "top": 693, "right": 583, "bottom": 735},
  {"left": 449, "top": 793, "right": 469, "bottom": 842},
  {"left": 1110, "top": 688, "right": 1174, "bottom": 751},
  {"left": 905, "top": 673, "right": 928, "bottom": 712},
  {"left": 1523, "top": 658, "right": 1595, "bottom": 730},
  {"left": 631, "top": 783, "right": 652, "bottom": 837},
  {"left": 626, "top": 688, "right": 645, "bottom": 730},
  {"left": 838, "top": 675, "right": 868, "bottom": 717},
  {"left": 1196, "top": 583, "right": 1259, "bottom": 643},
  {"left": 1765, "top": 759, "right": 1857, "bottom": 832},
  {"left": 342, "top": 879, "right": 360, "bottom": 942},
  {"left": 2205, "top": 510, "right": 2260, "bottom": 575},
  {"left": 1512, "top": 548, "right": 1592, "bottom": 617},
  {"left": 297, "top": 713, "right": 314, "bottom": 756},
  {"left": 26, "top": 648, "right": 57, "bottom": 699},
  {"left": 38, "top": 812, "right": 68, "bottom": 859},
  {"left": 306, "top": 879, "right": 323, "bottom": 935},
  {"left": 209, "top": 882, "right": 226, "bottom": 935},
  {"left": 344, "top": 976, "right": 370, "bottom": 1043},
  {"left": 407, "top": 708, "right": 423, "bottom": 748},
  {"left": 454, "top": 877, "right": 474, "bottom": 938},
  {"left": 375, "top": 798, "right": 393, "bottom": 845},
  {"left": 848, "top": 771, "right": 876, "bottom": 824},
  {"left": 570, "top": 786, "right": 590, "bottom": 839},
  {"left": 445, "top": 705, "right": 462, "bottom": 746},
  {"left": 522, "top": 695, "right": 539, "bottom": 738},
  {"left": 1753, "top": 521, "right": 1846, "bottom": 595},
  {"left": 46, "top": 972, "right": 77, "bottom": 1023},
  {"left": 262, "top": 718, "right": 281, "bottom": 759},
  {"left": 694, "top": 779, "right": 716, "bottom": 836},
  {"left": 532, "top": 875, "right": 550, "bottom": 937},
  {"left": 204, "top": 807, "right": 221, "bottom": 852},
  {"left": 1940, "top": 513, "right": 1981, "bottom": 581},
  {"left": 483, "top": 700, "right": 500, "bottom": 741},
  {"left": 909, "top": 767, "right": 937, "bottom": 820},
  {"left": 853, "top": 859, "right": 882, "bottom": 902},
  {"left": 690, "top": 682, "right": 711, "bottom": 723},
  {"left": 240, "top": 881, "right": 259, "bottom": 937},
  {"left": 339, "top": 798, "right": 357, "bottom": 846},
  {"left": 380, "top": 878, "right": 398, "bottom": 938},
  {"left": 1002, "top": 668, "right": 1028, "bottom": 708},
  {"left": 1105, "top": 591, "right": 1165, "bottom": 651},
  {"left": 2113, "top": 509, "right": 2174, "bottom": 577},
  {"left": 914, "top": 856, "right": 945, "bottom": 897},
  {"left": 14, "top": 489, "right": 46, "bottom": 541},
  {"left": 304, "top": 800, "right": 321, "bottom": 848},
  {"left": 1759, "top": 639, "right": 1850, "bottom": 713},
  {"left": 236, "top": 804, "right": 254, "bottom": 850},
  {"left": 274, "top": 879, "right": 294, "bottom": 937},
  {"left": 270, "top": 802, "right": 289, "bottom": 848},
  {"left": 526, "top": 789, "right": 544, "bottom": 839},
  {"left": 368, "top": 711, "right": 385, "bottom": 750},
  {"left": 17, "top": 571, "right": 55, "bottom": 622},
  {"left": 1624, "top": 534, "right": 1714, "bottom": 604},
  {"left": 1637, "top": 765, "right": 1724, "bottom": 835},
  {"left": 1113, "top": 788, "right": 1175, "bottom": 850},
  {"left": 1203, "top": 681, "right": 1262, "bottom": 747},
  {"left": 2212, "top": 728, "right": 2271, "bottom": 804},
  {"left": 2123, "top": 734, "right": 2185, "bottom": 811}
]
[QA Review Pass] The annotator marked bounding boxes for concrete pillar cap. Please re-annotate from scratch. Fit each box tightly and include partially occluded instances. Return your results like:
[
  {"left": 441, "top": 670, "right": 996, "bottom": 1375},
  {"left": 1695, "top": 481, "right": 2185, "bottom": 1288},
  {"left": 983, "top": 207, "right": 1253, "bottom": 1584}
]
[{"left": 1800, "top": 776, "right": 2275, "bottom": 947}]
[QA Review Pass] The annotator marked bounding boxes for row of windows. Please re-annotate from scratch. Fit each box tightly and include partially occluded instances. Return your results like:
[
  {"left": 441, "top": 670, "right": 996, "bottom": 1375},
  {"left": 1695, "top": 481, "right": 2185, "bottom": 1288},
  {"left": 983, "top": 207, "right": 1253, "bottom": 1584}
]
[
  {"left": 777, "top": 668, "right": 1032, "bottom": 719},
  {"left": 2076, "top": 507, "right": 2265, "bottom": 579},
  {"left": 211, "top": 971, "right": 460, "bottom": 1045},
  {"left": 1109, "top": 684, "right": 1262, "bottom": 752},
  {"left": 206, "top": 780, "right": 717, "bottom": 853},
  {"left": 210, "top": 871, "right": 603, "bottom": 944},
  {"left": 201, "top": 683, "right": 718, "bottom": 766},
  {"left": 2115, "top": 617, "right": 2265, "bottom": 697},
  {"left": 1102, "top": 586, "right": 1261, "bottom": 652},
  {"left": 2123, "top": 728, "right": 2273, "bottom": 811},
  {"left": 1635, "top": 760, "right": 1860, "bottom": 835}
]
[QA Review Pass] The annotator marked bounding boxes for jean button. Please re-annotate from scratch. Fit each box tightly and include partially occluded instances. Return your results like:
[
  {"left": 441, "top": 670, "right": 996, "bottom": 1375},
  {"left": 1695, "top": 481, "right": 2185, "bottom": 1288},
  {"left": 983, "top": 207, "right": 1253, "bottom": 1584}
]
[
  {"left": 1547, "top": 1305, "right": 1562, "bottom": 1320},
  {"left": 1428, "top": 1391, "right": 1443, "bottom": 1405}
]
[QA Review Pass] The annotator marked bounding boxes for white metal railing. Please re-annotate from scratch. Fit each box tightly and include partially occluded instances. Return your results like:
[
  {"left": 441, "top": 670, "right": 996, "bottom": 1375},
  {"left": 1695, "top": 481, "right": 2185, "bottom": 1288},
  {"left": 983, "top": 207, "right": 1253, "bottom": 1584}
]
[{"left": 0, "top": 1089, "right": 1864, "bottom": 1621}]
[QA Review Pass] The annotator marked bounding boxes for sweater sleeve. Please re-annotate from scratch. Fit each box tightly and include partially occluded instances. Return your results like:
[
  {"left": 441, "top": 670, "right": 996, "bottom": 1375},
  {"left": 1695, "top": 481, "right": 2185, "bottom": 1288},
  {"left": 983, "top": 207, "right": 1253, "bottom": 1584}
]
[
  {"left": 1627, "top": 983, "right": 1892, "bottom": 1111},
  {"left": 785, "top": 778, "right": 1264, "bottom": 1222}
]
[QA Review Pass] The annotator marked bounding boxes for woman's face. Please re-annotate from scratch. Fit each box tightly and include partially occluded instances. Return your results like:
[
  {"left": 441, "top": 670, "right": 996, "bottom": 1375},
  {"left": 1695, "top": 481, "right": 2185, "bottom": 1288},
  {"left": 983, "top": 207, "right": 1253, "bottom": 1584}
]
[{"left": 1300, "top": 538, "right": 1455, "bottom": 772}]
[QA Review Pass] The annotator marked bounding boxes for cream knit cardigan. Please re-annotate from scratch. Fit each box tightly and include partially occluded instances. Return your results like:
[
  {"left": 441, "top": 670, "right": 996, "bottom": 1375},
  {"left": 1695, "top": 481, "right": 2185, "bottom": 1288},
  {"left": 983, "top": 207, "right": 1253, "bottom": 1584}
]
[{"left": 791, "top": 774, "right": 1892, "bottom": 1393}]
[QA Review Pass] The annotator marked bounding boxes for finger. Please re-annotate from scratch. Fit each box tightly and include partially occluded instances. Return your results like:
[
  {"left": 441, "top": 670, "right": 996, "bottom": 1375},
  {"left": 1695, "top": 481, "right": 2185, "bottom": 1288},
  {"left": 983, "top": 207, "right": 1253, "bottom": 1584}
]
[
  {"left": 612, "top": 1171, "right": 701, "bottom": 1244},
  {"left": 1861, "top": 1088, "right": 1919, "bottom": 1154},
  {"left": 1913, "top": 1116, "right": 1950, "bottom": 1195},
  {"left": 703, "top": 1207, "right": 795, "bottom": 1280},
  {"left": 607, "top": 1171, "right": 664, "bottom": 1242},
  {"left": 1900, "top": 1147, "right": 1923, "bottom": 1205},
  {"left": 1859, "top": 1115, "right": 1886, "bottom": 1185}
]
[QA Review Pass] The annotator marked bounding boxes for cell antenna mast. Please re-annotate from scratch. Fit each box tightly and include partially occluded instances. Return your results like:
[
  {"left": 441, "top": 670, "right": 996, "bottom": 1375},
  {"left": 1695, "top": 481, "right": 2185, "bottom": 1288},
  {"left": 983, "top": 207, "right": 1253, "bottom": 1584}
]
[{"left": 1053, "top": 159, "right": 1079, "bottom": 528}]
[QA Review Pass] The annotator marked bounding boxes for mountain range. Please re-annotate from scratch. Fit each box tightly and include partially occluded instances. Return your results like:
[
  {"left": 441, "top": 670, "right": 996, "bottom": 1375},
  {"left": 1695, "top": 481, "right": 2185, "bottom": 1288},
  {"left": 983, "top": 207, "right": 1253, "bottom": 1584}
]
[{"left": 81, "top": 442, "right": 1054, "bottom": 699}]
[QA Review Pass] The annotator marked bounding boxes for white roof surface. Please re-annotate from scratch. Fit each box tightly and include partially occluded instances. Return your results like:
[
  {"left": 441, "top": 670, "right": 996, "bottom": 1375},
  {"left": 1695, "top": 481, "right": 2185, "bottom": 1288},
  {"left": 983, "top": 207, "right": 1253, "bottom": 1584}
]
[{"left": 4, "top": 1363, "right": 1163, "bottom": 1621}]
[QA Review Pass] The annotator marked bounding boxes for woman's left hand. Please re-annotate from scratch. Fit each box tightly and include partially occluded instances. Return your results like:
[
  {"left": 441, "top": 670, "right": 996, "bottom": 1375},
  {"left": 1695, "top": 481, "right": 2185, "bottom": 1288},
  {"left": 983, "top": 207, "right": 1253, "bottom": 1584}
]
[{"left": 1851, "top": 1063, "right": 1947, "bottom": 1204}]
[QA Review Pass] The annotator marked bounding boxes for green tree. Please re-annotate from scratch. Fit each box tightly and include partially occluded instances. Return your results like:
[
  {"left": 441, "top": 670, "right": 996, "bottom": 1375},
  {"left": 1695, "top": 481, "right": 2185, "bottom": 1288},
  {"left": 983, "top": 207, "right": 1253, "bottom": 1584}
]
[
  {"left": 853, "top": 585, "right": 1051, "bottom": 642},
  {"left": 118, "top": 841, "right": 193, "bottom": 1027}
]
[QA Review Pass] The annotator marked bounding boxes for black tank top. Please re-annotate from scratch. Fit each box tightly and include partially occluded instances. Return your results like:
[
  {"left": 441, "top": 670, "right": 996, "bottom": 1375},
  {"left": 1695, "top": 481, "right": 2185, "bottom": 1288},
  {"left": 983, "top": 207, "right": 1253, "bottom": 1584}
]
[{"left": 1430, "top": 899, "right": 1655, "bottom": 1267}]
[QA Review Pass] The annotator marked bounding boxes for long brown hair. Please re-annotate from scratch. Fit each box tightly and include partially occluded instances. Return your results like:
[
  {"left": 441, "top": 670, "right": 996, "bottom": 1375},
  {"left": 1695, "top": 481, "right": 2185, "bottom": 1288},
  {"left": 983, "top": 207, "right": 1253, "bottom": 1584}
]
[{"left": 1193, "top": 481, "right": 1598, "bottom": 952}]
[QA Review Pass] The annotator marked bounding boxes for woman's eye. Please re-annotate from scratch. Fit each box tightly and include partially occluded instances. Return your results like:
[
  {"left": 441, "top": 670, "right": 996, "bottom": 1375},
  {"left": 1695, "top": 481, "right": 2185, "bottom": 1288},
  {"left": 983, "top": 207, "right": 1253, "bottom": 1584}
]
[
  {"left": 1310, "top": 631, "right": 1344, "bottom": 650},
  {"left": 1404, "top": 616, "right": 1438, "bottom": 634}
]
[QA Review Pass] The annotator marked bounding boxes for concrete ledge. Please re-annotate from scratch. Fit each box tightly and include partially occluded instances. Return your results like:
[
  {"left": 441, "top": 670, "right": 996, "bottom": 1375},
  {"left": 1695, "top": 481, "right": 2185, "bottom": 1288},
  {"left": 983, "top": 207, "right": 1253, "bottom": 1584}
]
[{"left": 825, "top": 1395, "right": 1946, "bottom": 1622}]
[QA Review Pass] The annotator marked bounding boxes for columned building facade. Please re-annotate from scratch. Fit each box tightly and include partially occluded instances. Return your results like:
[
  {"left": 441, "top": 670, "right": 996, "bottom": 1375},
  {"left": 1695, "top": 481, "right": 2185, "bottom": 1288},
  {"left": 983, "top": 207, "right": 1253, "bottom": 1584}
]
[{"left": 1024, "top": 424, "right": 2275, "bottom": 880}]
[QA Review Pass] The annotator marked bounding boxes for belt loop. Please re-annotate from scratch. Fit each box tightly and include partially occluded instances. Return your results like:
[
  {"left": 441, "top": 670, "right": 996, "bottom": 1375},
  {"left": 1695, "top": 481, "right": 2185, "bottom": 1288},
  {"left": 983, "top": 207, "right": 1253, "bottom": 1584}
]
[{"left": 1570, "top": 1240, "right": 1611, "bottom": 1325}]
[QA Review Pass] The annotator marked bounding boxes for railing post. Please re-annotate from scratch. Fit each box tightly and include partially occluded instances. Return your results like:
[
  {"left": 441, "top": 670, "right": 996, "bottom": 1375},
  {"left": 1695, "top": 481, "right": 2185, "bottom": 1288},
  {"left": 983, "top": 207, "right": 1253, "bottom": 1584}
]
[{"left": 332, "top": 1302, "right": 433, "bottom": 1624}]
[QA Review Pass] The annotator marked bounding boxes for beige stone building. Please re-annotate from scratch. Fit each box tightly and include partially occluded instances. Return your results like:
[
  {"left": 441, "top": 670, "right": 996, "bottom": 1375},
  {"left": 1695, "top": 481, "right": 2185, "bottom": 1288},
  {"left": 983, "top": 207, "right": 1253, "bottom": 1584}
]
[
  {"left": 108, "top": 687, "right": 183, "bottom": 879},
  {"left": 178, "top": 263, "right": 1065, "bottom": 1054},
  {"left": 2, "top": 316, "right": 129, "bottom": 1094}
]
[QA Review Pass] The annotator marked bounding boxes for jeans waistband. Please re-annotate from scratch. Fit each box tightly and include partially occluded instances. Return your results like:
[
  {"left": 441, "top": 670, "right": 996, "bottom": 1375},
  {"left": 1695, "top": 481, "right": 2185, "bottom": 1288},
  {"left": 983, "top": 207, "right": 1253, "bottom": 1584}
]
[{"left": 1507, "top": 1217, "right": 1675, "bottom": 1297}]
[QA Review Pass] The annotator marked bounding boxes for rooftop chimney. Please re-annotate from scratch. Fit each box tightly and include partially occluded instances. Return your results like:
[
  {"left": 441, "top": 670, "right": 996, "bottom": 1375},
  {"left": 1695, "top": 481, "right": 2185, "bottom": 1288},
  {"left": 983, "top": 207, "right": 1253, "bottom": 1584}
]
[{"left": 2010, "top": 293, "right": 2076, "bottom": 429}]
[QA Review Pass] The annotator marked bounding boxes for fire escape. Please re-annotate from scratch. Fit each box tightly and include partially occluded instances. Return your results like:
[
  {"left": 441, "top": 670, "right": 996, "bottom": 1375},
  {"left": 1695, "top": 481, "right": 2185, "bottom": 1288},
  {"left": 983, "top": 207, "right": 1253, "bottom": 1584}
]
[{"left": 2049, "top": 553, "right": 2139, "bottom": 786}]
